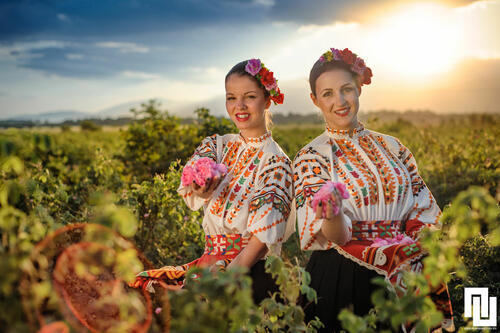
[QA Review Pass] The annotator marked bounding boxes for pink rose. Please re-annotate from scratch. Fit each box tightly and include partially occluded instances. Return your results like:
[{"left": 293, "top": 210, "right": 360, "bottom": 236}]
[
  {"left": 351, "top": 57, "right": 366, "bottom": 76},
  {"left": 245, "top": 59, "right": 262, "bottom": 76},
  {"left": 184, "top": 157, "right": 227, "bottom": 187},
  {"left": 311, "top": 181, "right": 349, "bottom": 216},
  {"left": 195, "top": 157, "right": 215, "bottom": 180},
  {"left": 370, "top": 234, "right": 414, "bottom": 247},
  {"left": 331, "top": 48, "right": 342, "bottom": 61},
  {"left": 181, "top": 165, "right": 195, "bottom": 186}
]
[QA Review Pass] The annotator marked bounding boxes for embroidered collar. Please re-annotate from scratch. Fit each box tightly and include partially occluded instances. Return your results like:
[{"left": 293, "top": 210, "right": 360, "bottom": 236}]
[
  {"left": 239, "top": 131, "right": 272, "bottom": 145},
  {"left": 326, "top": 123, "right": 365, "bottom": 138}
]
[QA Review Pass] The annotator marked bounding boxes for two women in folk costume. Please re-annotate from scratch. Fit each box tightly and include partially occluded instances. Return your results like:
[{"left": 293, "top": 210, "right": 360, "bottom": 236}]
[
  {"left": 130, "top": 59, "right": 293, "bottom": 304},
  {"left": 131, "top": 50, "right": 454, "bottom": 332}
]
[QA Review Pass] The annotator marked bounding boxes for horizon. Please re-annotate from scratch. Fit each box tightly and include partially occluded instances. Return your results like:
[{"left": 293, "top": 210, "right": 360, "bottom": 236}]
[{"left": 1, "top": 0, "right": 499, "bottom": 118}]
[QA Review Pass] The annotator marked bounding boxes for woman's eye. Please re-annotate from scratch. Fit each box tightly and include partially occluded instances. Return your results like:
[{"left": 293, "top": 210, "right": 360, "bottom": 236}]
[
  {"left": 343, "top": 87, "right": 353, "bottom": 92},
  {"left": 322, "top": 91, "right": 332, "bottom": 97},
  {"left": 226, "top": 96, "right": 235, "bottom": 101},
  {"left": 247, "top": 95, "right": 256, "bottom": 99}
]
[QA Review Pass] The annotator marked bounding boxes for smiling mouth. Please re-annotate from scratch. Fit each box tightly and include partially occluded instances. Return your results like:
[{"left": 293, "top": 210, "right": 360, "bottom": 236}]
[
  {"left": 235, "top": 113, "right": 250, "bottom": 121},
  {"left": 334, "top": 107, "right": 349, "bottom": 116}
]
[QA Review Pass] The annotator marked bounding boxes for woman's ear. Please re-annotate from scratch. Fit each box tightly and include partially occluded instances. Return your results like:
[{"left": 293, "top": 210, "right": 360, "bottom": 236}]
[{"left": 310, "top": 92, "right": 319, "bottom": 107}]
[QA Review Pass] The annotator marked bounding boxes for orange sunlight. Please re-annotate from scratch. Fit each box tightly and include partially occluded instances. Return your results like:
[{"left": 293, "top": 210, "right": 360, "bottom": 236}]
[{"left": 368, "top": 3, "right": 461, "bottom": 78}]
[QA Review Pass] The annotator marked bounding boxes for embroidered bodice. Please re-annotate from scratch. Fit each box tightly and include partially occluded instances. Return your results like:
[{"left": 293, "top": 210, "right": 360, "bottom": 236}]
[
  {"left": 293, "top": 124, "right": 441, "bottom": 251},
  {"left": 178, "top": 132, "right": 295, "bottom": 254}
]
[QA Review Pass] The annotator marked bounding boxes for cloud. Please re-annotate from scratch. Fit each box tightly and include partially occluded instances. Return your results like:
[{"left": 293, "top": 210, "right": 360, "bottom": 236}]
[
  {"left": 121, "top": 71, "right": 161, "bottom": 80},
  {"left": 0, "top": 0, "right": 270, "bottom": 41},
  {"left": 268, "top": 0, "right": 485, "bottom": 25},
  {"left": 96, "top": 42, "right": 150, "bottom": 54},
  {"left": 65, "top": 53, "right": 83, "bottom": 60},
  {"left": 3, "top": 41, "right": 166, "bottom": 78},
  {"left": 57, "top": 13, "right": 70, "bottom": 22}
]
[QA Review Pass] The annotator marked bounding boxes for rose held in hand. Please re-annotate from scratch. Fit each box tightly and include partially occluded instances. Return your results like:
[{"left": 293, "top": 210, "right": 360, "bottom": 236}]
[
  {"left": 181, "top": 158, "right": 227, "bottom": 187},
  {"left": 311, "top": 181, "right": 349, "bottom": 216}
]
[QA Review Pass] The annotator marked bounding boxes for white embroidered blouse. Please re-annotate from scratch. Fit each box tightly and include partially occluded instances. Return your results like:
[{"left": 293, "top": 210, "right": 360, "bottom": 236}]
[
  {"left": 293, "top": 124, "right": 441, "bottom": 251},
  {"left": 178, "top": 132, "right": 295, "bottom": 254}
]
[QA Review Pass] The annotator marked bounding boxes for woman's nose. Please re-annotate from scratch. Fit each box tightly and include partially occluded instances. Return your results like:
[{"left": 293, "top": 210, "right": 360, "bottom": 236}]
[
  {"left": 334, "top": 93, "right": 345, "bottom": 107},
  {"left": 236, "top": 98, "right": 246, "bottom": 109}
]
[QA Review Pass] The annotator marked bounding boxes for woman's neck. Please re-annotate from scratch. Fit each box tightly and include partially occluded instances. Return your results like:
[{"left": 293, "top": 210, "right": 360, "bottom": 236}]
[{"left": 239, "top": 127, "right": 268, "bottom": 141}]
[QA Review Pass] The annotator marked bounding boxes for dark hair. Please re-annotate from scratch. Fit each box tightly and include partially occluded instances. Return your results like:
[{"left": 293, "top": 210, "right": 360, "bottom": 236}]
[
  {"left": 309, "top": 60, "right": 362, "bottom": 97},
  {"left": 225, "top": 60, "right": 270, "bottom": 98}
]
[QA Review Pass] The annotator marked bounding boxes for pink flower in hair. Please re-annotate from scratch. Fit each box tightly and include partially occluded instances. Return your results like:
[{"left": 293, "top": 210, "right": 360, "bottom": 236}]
[
  {"left": 245, "top": 59, "right": 262, "bottom": 76},
  {"left": 311, "top": 181, "right": 349, "bottom": 216},
  {"left": 351, "top": 57, "right": 366, "bottom": 76},
  {"left": 331, "top": 48, "right": 342, "bottom": 61}
]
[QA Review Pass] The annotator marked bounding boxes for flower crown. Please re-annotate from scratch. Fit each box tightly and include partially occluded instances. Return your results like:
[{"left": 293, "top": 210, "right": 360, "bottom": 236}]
[
  {"left": 319, "top": 48, "right": 373, "bottom": 86},
  {"left": 244, "top": 59, "right": 284, "bottom": 105}
]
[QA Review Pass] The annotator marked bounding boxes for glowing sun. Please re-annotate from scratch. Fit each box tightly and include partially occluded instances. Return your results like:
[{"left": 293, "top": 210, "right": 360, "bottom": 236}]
[{"left": 369, "top": 3, "right": 461, "bottom": 78}]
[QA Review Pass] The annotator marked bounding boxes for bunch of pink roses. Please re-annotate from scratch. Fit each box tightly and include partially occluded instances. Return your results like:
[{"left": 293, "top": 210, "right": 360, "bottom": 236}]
[
  {"left": 181, "top": 158, "right": 227, "bottom": 187},
  {"left": 370, "top": 234, "right": 415, "bottom": 247},
  {"left": 311, "top": 181, "right": 350, "bottom": 216}
]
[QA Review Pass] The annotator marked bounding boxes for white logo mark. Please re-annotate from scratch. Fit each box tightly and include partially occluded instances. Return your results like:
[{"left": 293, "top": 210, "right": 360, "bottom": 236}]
[{"left": 464, "top": 287, "right": 497, "bottom": 327}]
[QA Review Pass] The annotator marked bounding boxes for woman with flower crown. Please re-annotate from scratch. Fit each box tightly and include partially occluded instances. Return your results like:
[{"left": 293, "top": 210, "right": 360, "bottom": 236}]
[
  {"left": 130, "top": 59, "right": 293, "bottom": 304},
  {"left": 293, "top": 48, "right": 454, "bottom": 332}
]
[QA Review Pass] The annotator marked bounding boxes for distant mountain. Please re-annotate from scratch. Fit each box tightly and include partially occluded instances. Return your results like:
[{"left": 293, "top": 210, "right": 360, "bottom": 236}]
[
  {"left": 96, "top": 98, "right": 175, "bottom": 118},
  {"left": 4, "top": 110, "right": 91, "bottom": 123},
  {"left": 1, "top": 98, "right": 184, "bottom": 123}
]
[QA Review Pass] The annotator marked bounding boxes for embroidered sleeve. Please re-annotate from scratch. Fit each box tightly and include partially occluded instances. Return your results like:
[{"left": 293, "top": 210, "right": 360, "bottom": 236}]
[
  {"left": 294, "top": 146, "right": 352, "bottom": 251},
  {"left": 396, "top": 139, "right": 442, "bottom": 239},
  {"left": 247, "top": 154, "right": 293, "bottom": 249},
  {"left": 177, "top": 135, "right": 218, "bottom": 210}
]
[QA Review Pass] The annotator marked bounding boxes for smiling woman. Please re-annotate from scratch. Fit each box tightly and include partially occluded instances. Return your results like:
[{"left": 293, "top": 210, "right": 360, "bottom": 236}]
[
  {"left": 295, "top": 47, "right": 454, "bottom": 332},
  {"left": 130, "top": 58, "right": 294, "bottom": 305}
]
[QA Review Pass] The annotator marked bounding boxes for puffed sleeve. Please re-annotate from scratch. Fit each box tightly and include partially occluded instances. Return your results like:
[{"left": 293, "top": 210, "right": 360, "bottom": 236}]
[
  {"left": 246, "top": 154, "right": 294, "bottom": 253},
  {"left": 177, "top": 135, "right": 218, "bottom": 210},
  {"left": 396, "top": 139, "right": 442, "bottom": 240},
  {"left": 294, "top": 147, "right": 352, "bottom": 251}
]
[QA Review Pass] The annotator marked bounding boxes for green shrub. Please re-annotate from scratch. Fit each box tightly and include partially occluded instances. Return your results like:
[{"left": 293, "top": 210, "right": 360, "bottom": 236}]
[{"left": 80, "top": 119, "right": 101, "bottom": 131}]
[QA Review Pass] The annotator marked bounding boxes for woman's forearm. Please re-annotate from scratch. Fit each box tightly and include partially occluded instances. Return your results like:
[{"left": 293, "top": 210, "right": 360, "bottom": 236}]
[
  {"left": 319, "top": 214, "right": 350, "bottom": 246},
  {"left": 227, "top": 236, "right": 268, "bottom": 269}
]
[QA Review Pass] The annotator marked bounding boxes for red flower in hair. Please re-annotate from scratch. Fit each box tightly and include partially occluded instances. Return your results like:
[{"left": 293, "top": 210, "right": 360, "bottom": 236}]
[
  {"left": 260, "top": 69, "right": 277, "bottom": 90},
  {"left": 271, "top": 89, "right": 284, "bottom": 104},
  {"left": 318, "top": 47, "right": 373, "bottom": 86},
  {"left": 341, "top": 48, "right": 356, "bottom": 65},
  {"left": 363, "top": 67, "right": 373, "bottom": 85},
  {"left": 245, "top": 58, "right": 284, "bottom": 105}
]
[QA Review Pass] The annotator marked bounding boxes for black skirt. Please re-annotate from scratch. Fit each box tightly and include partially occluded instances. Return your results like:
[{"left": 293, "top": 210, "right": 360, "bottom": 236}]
[
  {"left": 249, "top": 260, "right": 279, "bottom": 305},
  {"left": 303, "top": 248, "right": 383, "bottom": 333}
]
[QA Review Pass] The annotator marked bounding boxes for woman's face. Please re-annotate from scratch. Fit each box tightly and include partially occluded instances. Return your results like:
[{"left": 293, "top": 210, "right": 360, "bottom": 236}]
[
  {"left": 225, "top": 74, "right": 270, "bottom": 138},
  {"left": 311, "top": 68, "right": 360, "bottom": 131}
]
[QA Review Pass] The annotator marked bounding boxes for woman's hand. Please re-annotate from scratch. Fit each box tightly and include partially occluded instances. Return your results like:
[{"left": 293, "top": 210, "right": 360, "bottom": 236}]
[
  {"left": 191, "top": 174, "right": 224, "bottom": 199},
  {"left": 311, "top": 191, "right": 343, "bottom": 222},
  {"left": 311, "top": 190, "right": 350, "bottom": 245}
]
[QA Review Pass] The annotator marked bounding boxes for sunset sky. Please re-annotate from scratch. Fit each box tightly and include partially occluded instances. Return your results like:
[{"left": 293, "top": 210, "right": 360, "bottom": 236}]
[{"left": 1, "top": 0, "right": 499, "bottom": 118}]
